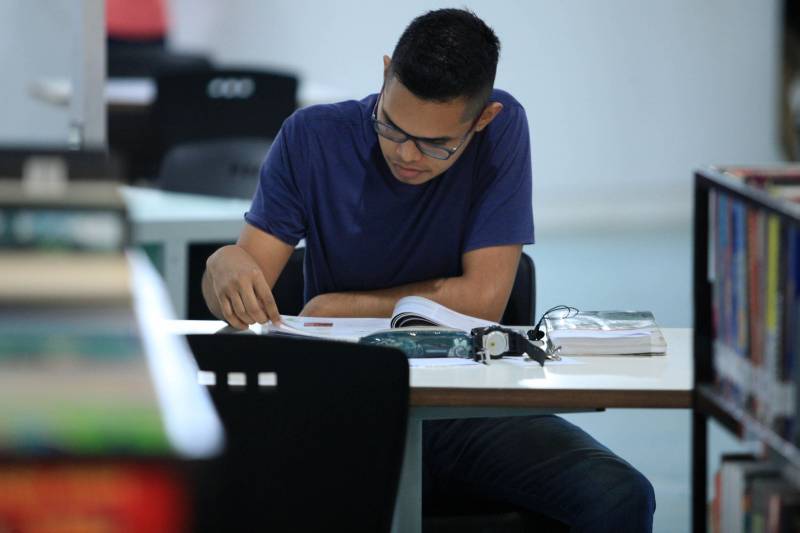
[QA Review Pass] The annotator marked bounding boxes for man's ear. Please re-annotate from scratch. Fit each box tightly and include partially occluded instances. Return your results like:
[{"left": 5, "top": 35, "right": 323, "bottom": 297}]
[
  {"left": 474, "top": 102, "right": 504, "bottom": 132},
  {"left": 383, "top": 55, "right": 391, "bottom": 77}
]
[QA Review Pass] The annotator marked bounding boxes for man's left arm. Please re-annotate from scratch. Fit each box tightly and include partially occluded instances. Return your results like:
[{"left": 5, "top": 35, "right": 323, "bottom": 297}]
[{"left": 300, "top": 244, "right": 522, "bottom": 322}]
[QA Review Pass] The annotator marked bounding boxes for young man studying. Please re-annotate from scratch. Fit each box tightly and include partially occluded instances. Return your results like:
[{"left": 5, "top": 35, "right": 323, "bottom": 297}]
[{"left": 202, "top": 8, "right": 655, "bottom": 531}]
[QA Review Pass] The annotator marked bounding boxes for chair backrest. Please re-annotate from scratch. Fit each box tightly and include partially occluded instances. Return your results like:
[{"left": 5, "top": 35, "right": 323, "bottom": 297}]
[
  {"left": 107, "top": 46, "right": 212, "bottom": 78},
  {"left": 153, "top": 69, "right": 298, "bottom": 150},
  {"left": 500, "top": 252, "right": 536, "bottom": 325},
  {"left": 157, "top": 138, "right": 271, "bottom": 199},
  {"left": 269, "top": 249, "right": 536, "bottom": 325},
  {"left": 187, "top": 333, "right": 409, "bottom": 533},
  {"left": 271, "top": 247, "right": 306, "bottom": 315}
]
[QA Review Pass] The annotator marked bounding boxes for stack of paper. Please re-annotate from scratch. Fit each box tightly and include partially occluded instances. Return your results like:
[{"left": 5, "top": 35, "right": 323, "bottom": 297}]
[{"left": 544, "top": 311, "right": 667, "bottom": 356}]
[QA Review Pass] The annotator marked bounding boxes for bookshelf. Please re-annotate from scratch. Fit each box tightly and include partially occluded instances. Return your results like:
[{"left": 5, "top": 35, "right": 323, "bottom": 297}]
[
  {"left": 0, "top": 180, "right": 223, "bottom": 532},
  {"left": 692, "top": 166, "right": 800, "bottom": 532}
]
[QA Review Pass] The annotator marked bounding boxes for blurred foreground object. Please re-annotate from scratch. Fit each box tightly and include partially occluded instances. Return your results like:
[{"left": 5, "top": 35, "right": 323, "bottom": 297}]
[{"left": 0, "top": 155, "right": 223, "bottom": 531}]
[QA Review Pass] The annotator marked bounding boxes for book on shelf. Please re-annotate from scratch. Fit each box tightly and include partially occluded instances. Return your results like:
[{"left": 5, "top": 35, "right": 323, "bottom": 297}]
[
  {"left": 261, "top": 295, "right": 496, "bottom": 343},
  {"left": 711, "top": 439, "right": 800, "bottom": 533},
  {"left": 0, "top": 253, "right": 169, "bottom": 456},
  {"left": 0, "top": 174, "right": 214, "bottom": 532},
  {"left": 0, "top": 180, "right": 167, "bottom": 455},
  {"left": 0, "top": 462, "right": 189, "bottom": 532},
  {"left": 708, "top": 183, "right": 800, "bottom": 443},
  {"left": 542, "top": 310, "right": 667, "bottom": 356},
  {"left": 720, "top": 165, "right": 800, "bottom": 203},
  {"left": 713, "top": 455, "right": 782, "bottom": 533},
  {"left": 774, "top": 493, "right": 800, "bottom": 533},
  {"left": 0, "top": 179, "right": 129, "bottom": 252}
]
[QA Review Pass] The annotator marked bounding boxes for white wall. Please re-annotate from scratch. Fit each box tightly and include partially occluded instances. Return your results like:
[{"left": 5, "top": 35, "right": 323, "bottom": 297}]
[
  {"left": 170, "top": 0, "right": 785, "bottom": 232},
  {"left": 1, "top": 1, "right": 784, "bottom": 219}
]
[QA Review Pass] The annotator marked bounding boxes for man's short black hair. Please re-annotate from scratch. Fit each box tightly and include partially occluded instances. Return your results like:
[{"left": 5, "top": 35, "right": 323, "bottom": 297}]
[{"left": 388, "top": 8, "right": 500, "bottom": 120}]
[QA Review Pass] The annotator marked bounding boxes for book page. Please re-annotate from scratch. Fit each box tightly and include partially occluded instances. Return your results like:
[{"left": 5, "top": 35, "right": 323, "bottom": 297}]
[
  {"left": 390, "top": 296, "right": 496, "bottom": 331},
  {"left": 260, "top": 316, "right": 391, "bottom": 342}
]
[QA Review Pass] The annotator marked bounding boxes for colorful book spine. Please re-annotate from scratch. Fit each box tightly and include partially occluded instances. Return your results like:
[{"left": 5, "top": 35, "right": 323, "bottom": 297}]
[
  {"left": 733, "top": 201, "right": 749, "bottom": 359},
  {"left": 765, "top": 215, "right": 782, "bottom": 431},
  {"left": 748, "top": 207, "right": 765, "bottom": 422},
  {"left": 0, "top": 462, "right": 189, "bottom": 532}
]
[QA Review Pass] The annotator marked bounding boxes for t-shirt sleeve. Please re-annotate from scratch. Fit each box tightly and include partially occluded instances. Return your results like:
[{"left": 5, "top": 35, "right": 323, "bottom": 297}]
[
  {"left": 463, "top": 103, "right": 535, "bottom": 252},
  {"left": 244, "top": 112, "right": 307, "bottom": 246}
]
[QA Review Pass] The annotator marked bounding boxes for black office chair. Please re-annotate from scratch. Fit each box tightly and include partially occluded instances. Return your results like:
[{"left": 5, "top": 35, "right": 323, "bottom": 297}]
[
  {"left": 502, "top": 251, "right": 536, "bottom": 325},
  {"left": 107, "top": 51, "right": 214, "bottom": 182},
  {"left": 187, "top": 333, "right": 409, "bottom": 533},
  {"left": 129, "top": 68, "right": 296, "bottom": 182},
  {"left": 153, "top": 68, "right": 298, "bottom": 151},
  {"left": 187, "top": 251, "right": 567, "bottom": 530},
  {"left": 157, "top": 138, "right": 271, "bottom": 199},
  {"left": 107, "top": 45, "right": 212, "bottom": 78},
  {"left": 270, "top": 247, "right": 306, "bottom": 315}
]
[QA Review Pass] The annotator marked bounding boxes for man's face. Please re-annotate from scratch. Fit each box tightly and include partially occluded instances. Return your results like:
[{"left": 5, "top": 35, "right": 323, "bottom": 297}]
[{"left": 376, "top": 76, "right": 479, "bottom": 186}]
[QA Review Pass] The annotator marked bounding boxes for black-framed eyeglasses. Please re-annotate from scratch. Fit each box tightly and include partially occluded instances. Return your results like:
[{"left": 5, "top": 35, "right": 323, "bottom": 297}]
[{"left": 371, "top": 89, "right": 480, "bottom": 161}]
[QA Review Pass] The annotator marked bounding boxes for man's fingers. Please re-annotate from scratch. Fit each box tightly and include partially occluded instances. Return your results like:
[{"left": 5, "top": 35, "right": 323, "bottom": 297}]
[
  {"left": 228, "top": 292, "right": 254, "bottom": 326},
  {"left": 240, "top": 283, "right": 268, "bottom": 324},
  {"left": 220, "top": 296, "right": 248, "bottom": 330},
  {"left": 253, "top": 275, "right": 281, "bottom": 325}
]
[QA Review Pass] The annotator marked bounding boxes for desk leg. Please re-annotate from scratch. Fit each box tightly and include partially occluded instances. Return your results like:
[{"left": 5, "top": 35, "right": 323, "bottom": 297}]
[
  {"left": 392, "top": 416, "right": 422, "bottom": 533},
  {"left": 691, "top": 410, "right": 707, "bottom": 533}
]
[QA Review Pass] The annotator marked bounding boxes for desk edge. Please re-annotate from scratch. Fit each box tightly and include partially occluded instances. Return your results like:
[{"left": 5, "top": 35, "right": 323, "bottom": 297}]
[{"left": 410, "top": 388, "right": 692, "bottom": 409}]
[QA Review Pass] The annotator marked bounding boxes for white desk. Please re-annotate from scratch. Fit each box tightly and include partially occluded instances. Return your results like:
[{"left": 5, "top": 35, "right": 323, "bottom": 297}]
[
  {"left": 122, "top": 186, "right": 250, "bottom": 318},
  {"left": 162, "top": 320, "right": 693, "bottom": 532}
]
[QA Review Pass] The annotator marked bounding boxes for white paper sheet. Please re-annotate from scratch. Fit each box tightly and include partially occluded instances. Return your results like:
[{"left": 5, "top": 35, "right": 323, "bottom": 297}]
[
  {"left": 261, "top": 316, "right": 391, "bottom": 342},
  {"left": 408, "top": 358, "right": 481, "bottom": 368}
]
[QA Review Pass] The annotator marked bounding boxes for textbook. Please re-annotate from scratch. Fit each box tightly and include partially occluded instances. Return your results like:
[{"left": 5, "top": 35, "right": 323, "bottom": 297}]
[
  {"left": 543, "top": 310, "right": 667, "bottom": 356},
  {"left": 260, "top": 296, "right": 496, "bottom": 342}
]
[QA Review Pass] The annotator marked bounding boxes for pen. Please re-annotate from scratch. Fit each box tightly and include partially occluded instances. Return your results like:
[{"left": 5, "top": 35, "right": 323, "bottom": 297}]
[{"left": 303, "top": 322, "right": 333, "bottom": 327}]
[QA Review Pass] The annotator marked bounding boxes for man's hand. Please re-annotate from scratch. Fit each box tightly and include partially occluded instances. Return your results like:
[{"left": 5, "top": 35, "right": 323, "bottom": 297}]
[{"left": 204, "top": 244, "right": 281, "bottom": 330}]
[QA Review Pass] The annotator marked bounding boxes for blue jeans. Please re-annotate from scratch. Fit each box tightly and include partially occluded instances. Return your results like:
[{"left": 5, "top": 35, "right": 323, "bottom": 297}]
[{"left": 422, "top": 415, "right": 656, "bottom": 532}]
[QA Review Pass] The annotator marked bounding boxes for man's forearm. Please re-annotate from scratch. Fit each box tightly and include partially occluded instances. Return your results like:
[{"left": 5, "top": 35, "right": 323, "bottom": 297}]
[
  {"left": 303, "top": 274, "right": 507, "bottom": 322},
  {"left": 301, "top": 245, "right": 521, "bottom": 321}
]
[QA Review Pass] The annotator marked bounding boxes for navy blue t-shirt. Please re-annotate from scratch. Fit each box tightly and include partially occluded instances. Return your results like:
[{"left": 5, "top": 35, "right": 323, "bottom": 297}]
[{"left": 245, "top": 89, "right": 534, "bottom": 303}]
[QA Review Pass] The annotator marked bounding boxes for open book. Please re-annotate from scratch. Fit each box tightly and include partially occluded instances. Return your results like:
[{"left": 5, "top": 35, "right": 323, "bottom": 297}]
[
  {"left": 544, "top": 310, "right": 667, "bottom": 356},
  {"left": 260, "top": 296, "right": 496, "bottom": 342}
]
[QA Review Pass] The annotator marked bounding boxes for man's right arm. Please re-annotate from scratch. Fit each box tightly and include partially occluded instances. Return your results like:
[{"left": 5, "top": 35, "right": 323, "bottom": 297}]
[{"left": 202, "top": 224, "right": 295, "bottom": 330}]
